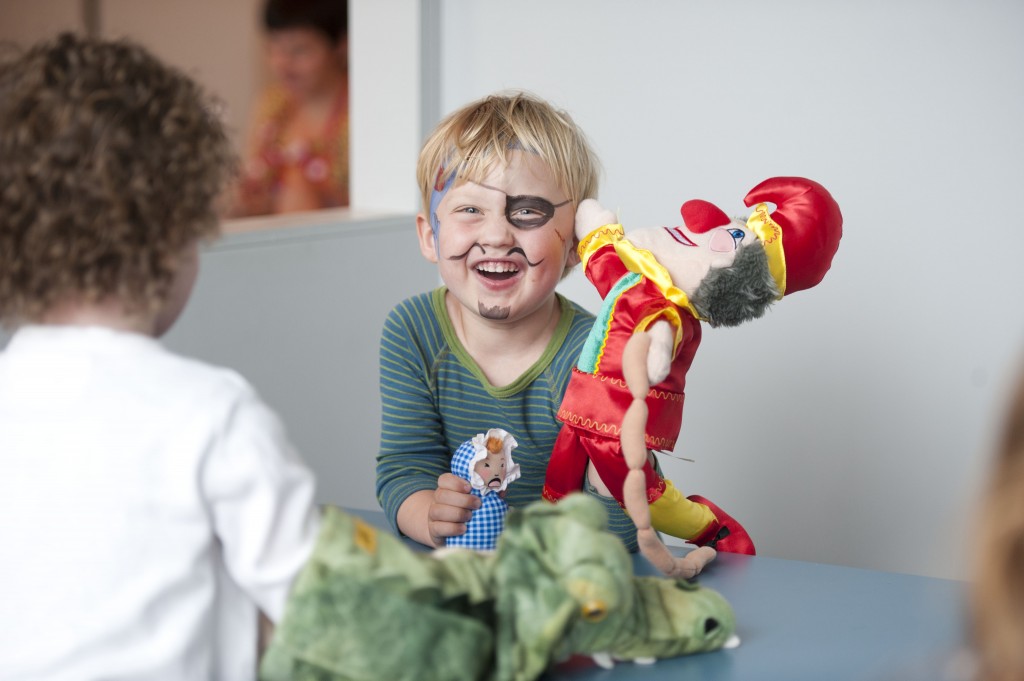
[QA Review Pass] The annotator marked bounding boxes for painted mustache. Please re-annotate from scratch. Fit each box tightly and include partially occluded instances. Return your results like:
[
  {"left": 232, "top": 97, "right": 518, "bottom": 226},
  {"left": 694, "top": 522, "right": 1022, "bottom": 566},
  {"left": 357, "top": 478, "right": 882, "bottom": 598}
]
[{"left": 447, "top": 245, "right": 544, "bottom": 267}]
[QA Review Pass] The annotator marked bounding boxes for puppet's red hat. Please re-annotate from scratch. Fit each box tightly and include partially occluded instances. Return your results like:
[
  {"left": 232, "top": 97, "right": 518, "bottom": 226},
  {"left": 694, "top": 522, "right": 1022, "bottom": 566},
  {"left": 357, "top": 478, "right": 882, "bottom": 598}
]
[{"left": 743, "top": 177, "right": 843, "bottom": 296}]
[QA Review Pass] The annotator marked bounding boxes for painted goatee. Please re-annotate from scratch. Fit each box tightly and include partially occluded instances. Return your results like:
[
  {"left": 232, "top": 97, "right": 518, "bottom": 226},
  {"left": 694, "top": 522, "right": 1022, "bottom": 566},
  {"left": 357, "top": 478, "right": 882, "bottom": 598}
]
[{"left": 479, "top": 303, "right": 511, "bottom": 320}]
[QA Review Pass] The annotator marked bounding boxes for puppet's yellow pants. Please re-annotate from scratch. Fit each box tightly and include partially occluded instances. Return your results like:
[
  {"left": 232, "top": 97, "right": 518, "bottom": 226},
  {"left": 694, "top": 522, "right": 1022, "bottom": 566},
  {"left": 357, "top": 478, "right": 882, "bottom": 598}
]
[{"left": 648, "top": 479, "right": 716, "bottom": 540}]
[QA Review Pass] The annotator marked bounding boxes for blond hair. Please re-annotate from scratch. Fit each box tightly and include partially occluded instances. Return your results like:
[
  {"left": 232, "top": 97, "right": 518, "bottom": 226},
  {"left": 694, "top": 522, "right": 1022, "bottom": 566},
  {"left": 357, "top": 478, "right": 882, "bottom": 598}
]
[
  {"left": 972, "top": 366, "right": 1024, "bottom": 681},
  {"left": 0, "top": 33, "right": 234, "bottom": 325},
  {"left": 416, "top": 91, "right": 600, "bottom": 214}
]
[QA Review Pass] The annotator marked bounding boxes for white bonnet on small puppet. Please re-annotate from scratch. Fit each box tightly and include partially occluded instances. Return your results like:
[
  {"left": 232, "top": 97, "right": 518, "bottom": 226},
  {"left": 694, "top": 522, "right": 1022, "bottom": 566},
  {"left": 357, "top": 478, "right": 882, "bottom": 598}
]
[{"left": 468, "top": 428, "right": 521, "bottom": 495}]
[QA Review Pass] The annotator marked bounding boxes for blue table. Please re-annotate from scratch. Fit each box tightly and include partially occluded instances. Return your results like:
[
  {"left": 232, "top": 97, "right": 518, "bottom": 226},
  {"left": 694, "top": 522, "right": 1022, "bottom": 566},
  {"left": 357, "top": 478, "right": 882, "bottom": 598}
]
[{"left": 345, "top": 508, "right": 966, "bottom": 681}]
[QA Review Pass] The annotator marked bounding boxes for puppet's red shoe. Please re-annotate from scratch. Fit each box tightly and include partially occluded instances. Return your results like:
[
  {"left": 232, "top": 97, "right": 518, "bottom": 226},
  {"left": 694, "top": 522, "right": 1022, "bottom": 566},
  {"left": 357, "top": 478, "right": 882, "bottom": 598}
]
[{"left": 687, "top": 494, "right": 756, "bottom": 555}]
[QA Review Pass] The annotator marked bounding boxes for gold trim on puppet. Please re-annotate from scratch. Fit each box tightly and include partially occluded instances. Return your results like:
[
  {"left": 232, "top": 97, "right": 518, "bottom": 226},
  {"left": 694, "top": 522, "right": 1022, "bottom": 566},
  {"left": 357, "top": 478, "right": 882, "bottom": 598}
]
[
  {"left": 577, "top": 224, "right": 625, "bottom": 267},
  {"left": 745, "top": 203, "right": 786, "bottom": 299}
]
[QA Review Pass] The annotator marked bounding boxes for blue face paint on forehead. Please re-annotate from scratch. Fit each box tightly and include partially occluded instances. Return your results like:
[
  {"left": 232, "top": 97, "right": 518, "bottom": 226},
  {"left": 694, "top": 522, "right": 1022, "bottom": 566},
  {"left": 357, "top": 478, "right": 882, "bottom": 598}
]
[{"left": 429, "top": 164, "right": 457, "bottom": 241}]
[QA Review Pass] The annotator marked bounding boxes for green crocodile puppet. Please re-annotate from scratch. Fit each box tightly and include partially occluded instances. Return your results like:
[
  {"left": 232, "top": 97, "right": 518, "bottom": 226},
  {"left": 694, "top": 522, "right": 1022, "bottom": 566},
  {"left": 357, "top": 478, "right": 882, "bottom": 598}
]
[{"left": 260, "top": 494, "right": 736, "bottom": 681}]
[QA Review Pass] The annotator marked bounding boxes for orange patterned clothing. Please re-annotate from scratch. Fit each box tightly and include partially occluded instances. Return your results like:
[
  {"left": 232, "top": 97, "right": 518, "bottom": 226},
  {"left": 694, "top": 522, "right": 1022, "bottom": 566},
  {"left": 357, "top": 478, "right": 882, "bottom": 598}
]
[{"left": 238, "top": 85, "right": 348, "bottom": 214}]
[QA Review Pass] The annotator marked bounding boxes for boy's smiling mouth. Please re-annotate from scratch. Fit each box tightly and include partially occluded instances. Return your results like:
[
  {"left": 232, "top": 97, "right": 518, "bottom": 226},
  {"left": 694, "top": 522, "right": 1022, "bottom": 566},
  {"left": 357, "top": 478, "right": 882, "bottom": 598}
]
[
  {"left": 476, "top": 260, "right": 520, "bottom": 281},
  {"left": 450, "top": 245, "right": 543, "bottom": 279}
]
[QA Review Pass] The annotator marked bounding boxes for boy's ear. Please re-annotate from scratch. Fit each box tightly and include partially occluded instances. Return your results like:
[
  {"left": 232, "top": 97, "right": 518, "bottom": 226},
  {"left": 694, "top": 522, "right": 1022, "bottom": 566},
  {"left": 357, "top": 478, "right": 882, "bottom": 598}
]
[
  {"left": 566, "top": 238, "right": 581, "bottom": 268},
  {"left": 416, "top": 213, "right": 440, "bottom": 263}
]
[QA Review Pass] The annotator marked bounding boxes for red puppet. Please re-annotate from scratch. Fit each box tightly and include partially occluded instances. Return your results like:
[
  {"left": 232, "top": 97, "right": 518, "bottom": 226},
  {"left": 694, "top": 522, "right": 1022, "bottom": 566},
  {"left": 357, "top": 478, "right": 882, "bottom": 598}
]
[{"left": 543, "top": 177, "right": 842, "bottom": 566}]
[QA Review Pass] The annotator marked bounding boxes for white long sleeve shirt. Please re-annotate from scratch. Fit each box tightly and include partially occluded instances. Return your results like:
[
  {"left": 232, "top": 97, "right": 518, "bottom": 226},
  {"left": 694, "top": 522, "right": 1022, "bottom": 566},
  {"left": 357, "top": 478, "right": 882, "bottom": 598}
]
[{"left": 0, "top": 325, "right": 321, "bottom": 680}]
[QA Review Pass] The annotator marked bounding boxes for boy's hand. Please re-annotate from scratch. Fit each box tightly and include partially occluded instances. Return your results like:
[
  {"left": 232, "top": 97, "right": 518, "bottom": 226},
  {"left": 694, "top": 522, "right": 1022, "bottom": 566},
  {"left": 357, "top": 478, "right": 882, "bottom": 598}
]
[{"left": 427, "top": 473, "right": 481, "bottom": 547}]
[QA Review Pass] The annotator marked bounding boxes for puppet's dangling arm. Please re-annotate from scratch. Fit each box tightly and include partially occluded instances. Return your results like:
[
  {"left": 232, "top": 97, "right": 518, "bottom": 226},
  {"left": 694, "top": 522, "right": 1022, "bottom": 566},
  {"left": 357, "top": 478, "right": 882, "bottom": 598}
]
[
  {"left": 621, "top": 329, "right": 755, "bottom": 566},
  {"left": 620, "top": 331, "right": 717, "bottom": 579},
  {"left": 631, "top": 315, "right": 716, "bottom": 539}
]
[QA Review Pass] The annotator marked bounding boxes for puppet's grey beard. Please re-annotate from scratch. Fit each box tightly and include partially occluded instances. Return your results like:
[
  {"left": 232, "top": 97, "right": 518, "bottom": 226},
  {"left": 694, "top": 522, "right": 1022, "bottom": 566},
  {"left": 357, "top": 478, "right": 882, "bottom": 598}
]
[
  {"left": 479, "top": 303, "right": 511, "bottom": 320},
  {"left": 691, "top": 242, "right": 779, "bottom": 328}
]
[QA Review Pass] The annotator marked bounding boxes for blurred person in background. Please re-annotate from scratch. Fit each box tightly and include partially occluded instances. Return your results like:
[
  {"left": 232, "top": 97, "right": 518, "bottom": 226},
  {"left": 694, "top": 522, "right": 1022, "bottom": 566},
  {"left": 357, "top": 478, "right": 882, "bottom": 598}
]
[
  {"left": 232, "top": 0, "right": 348, "bottom": 216},
  {"left": 971, "top": 360, "right": 1024, "bottom": 681}
]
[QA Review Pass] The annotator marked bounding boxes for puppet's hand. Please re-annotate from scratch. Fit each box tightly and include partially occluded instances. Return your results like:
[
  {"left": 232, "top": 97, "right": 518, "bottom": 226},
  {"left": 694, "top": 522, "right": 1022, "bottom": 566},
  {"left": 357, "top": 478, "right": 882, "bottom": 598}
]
[
  {"left": 575, "top": 198, "right": 618, "bottom": 241},
  {"left": 646, "top": 321, "right": 675, "bottom": 385}
]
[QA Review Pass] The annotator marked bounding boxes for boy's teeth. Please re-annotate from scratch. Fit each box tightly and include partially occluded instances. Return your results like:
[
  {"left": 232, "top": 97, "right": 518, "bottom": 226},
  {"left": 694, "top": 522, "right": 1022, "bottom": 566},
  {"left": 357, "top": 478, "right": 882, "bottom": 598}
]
[{"left": 477, "top": 262, "right": 519, "bottom": 273}]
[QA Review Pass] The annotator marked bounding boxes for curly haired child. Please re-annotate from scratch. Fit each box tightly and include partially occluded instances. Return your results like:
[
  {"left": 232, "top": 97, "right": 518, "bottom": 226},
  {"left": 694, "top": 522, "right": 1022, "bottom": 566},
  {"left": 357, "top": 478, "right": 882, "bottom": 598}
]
[{"left": 0, "top": 33, "right": 320, "bottom": 680}]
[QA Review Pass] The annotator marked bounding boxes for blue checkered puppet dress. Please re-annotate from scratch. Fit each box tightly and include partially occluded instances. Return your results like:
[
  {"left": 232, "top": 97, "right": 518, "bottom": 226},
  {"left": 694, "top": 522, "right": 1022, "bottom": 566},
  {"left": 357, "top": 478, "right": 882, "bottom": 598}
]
[{"left": 446, "top": 439, "right": 509, "bottom": 551}]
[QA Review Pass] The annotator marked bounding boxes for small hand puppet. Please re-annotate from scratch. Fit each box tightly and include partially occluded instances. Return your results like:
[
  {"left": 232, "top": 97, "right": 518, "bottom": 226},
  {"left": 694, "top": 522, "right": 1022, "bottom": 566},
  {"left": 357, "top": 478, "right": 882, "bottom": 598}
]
[
  {"left": 260, "top": 494, "right": 737, "bottom": 681},
  {"left": 543, "top": 177, "right": 843, "bottom": 575},
  {"left": 447, "top": 428, "right": 521, "bottom": 550}
]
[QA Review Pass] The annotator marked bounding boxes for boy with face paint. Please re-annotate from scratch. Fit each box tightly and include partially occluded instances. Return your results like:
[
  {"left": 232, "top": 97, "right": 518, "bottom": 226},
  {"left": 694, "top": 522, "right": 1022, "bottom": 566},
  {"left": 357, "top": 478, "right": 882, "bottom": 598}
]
[{"left": 375, "top": 92, "right": 646, "bottom": 549}]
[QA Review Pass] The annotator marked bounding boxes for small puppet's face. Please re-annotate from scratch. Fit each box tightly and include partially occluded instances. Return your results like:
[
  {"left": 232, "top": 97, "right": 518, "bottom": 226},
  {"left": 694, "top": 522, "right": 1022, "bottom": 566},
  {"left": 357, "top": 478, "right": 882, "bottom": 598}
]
[
  {"left": 416, "top": 150, "right": 576, "bottom": 324},
  {"left": 627, "top": 220, "right": 759, "bottom": 297},
  {"left": 474, "top": 449, "right": 507, "bottom": 490}
]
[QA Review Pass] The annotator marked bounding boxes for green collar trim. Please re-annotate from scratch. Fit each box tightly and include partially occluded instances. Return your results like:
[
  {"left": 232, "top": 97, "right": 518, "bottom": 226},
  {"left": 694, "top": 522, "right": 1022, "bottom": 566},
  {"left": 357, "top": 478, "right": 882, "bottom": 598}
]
[{"left": 432, "top": 287, "right": 575, "bottom": 398}]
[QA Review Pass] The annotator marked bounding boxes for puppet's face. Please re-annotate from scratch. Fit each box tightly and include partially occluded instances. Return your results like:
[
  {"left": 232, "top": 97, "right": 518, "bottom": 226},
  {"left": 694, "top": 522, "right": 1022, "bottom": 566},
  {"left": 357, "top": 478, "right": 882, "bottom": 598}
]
[
  {"left": 627, "top": 220, "right": 759, "bottom": 297},
  {"left": 416, "top": 150, "right": 575, "bottom": 323},
  {"left": 474, "top": 449, "right": 507, "bottom": 490}
]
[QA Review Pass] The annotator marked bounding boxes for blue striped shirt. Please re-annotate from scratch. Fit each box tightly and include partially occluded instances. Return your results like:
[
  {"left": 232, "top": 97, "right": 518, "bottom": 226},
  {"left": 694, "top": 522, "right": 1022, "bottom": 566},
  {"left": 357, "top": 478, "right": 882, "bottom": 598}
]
[{"left": 375, "top": 287, "right": 638, "bottom": 550}]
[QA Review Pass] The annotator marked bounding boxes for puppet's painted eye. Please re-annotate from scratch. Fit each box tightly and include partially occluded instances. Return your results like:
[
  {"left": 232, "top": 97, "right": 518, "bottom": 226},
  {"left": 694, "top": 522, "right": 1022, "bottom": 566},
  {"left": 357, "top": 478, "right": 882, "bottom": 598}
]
[
  {"left": 728, "top": 228, "right": 746, "bottom": 243},
  {"left": 580, "top": 600, "right": 608, "bottom": 622}
]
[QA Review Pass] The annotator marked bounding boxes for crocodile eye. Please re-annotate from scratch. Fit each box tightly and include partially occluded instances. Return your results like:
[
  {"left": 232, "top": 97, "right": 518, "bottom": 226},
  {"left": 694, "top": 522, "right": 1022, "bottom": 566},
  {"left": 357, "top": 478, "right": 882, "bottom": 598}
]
[{"left": 581, "top": 600, "right": 608, "bottom": 623}]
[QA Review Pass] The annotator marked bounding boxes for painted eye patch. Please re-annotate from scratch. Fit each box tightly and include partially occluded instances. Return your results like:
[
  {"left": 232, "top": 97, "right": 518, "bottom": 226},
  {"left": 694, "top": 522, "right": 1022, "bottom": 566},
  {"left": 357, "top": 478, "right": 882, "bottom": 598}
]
[
  {"left": 478, "top": 182, "right": 571, "bottom": 230},
  {"left": 504, "top": 195, "right": 571, "bottom": 229}
]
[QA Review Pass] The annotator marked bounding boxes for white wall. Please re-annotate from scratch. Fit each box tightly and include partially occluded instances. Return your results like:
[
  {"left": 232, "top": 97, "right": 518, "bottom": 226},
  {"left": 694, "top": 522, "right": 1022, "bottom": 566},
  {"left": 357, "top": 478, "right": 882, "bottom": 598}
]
[
  {"left": 349, "top": 0, "right": 425, "bottom": 213},
  {"left": 437, "top": 0, "right": 1024, "bottom": 580}
]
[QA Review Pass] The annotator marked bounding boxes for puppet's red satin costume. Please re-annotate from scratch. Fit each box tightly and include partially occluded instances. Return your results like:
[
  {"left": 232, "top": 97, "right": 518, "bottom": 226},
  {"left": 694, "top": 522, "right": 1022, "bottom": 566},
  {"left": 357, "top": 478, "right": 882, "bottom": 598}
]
[
  {"left": 543, "top": 224, "right": 754, "bottom": 554},
  {"left": 544, "top": 224, "right": 700, "bottom": 499}
]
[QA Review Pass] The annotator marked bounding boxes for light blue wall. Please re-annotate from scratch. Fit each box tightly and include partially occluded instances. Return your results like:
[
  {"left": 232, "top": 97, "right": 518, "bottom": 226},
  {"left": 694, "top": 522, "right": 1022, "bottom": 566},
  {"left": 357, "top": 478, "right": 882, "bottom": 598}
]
[
  {"left": 163, "top": 214, "right": 435, "bottom": 511},
  {"left": 437, "top": 0, "right": 1024, "bottom": 579}
]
